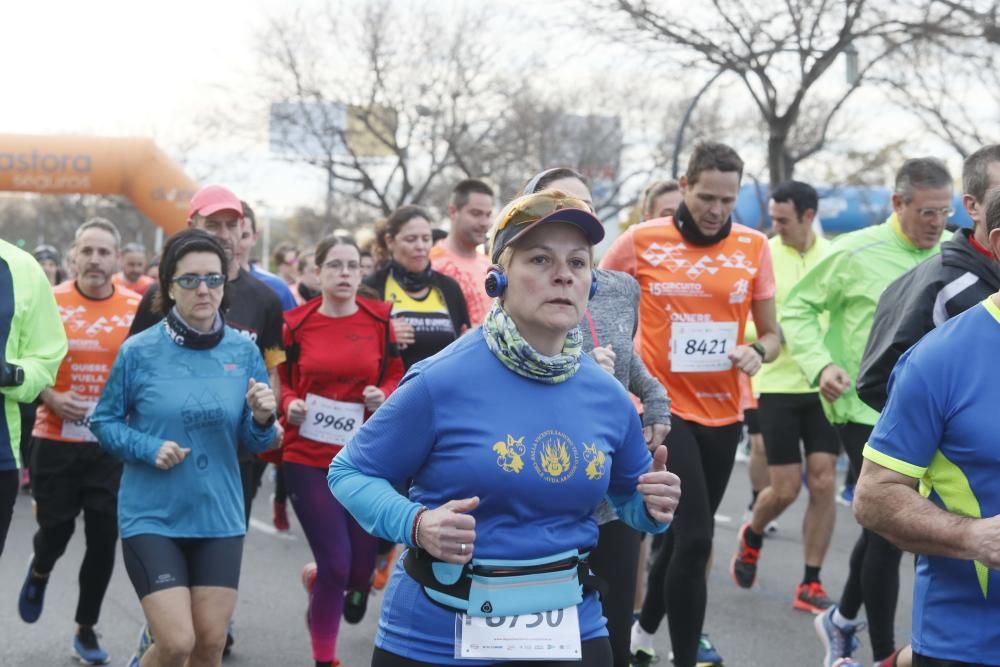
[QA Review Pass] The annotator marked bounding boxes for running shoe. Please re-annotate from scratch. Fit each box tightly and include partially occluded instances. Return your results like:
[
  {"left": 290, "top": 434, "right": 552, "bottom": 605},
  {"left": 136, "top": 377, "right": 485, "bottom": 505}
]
[
  {"left": 730, "top": 523, "right": 760, "bottom": 589},
  {"left": 794, "top": 581, "right": 834, "bottom": 614},
  {"left": 836, "top": 484, "right": 855, "bottom": 507},
  {"left": 831, "top": 660, "right": 863, "bottom": 667},
  {"left": 815, "top": 606, "right": 863, "bottom": 667},
  {"left": 302, "top": 561, "right": 318, "bottom": 593},
  {"left": 126, "top": 625, "right": 153, "bottom": 667},
  {"left": 272, "top": 494, "right": 290, "bottom": 532},
  {"left": 630, "top": 648, "right": 657, "bottom": 666},
  {"left": 372, "top": 546, "right": 396, "bottom": 590},
  {"left": 696, "top": 633, "right": 723, "bottom": 666},
  {"left": 343, "top": 589, "right": 369, "bottom": 624},
  {"left": 17, "top": 557, "right": 48, "bottom": 623},
  {"left": 73, "top": 626, "right": 110, "bottom": 665},
  {"left": 224, "top": 623, "right": 234, "bottom": 656}
]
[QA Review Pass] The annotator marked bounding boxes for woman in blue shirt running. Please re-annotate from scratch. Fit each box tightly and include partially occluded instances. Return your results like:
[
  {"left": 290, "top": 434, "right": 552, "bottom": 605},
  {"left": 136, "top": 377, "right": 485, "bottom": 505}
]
[
  {"left": 92, "top": 229, "right": 278, "bottom": 667},
  {"left": 329, "top": 190, "right": 682, "bottom": 666}
]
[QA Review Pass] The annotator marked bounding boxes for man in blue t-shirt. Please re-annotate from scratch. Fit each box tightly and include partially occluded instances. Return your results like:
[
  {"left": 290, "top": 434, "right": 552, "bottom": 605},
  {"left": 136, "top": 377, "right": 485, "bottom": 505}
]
[{"left": 855, "top": 199, "right": 1000, "bottom": 666}]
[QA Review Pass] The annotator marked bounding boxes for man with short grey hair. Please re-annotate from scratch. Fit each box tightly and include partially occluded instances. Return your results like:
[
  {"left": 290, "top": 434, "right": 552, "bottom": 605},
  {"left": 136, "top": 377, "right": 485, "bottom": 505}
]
[
  {"left": 783, "top": 157, "right": 953, "bottom": 666},
  {"left": 859, "top": 145, "right": 1000, "bottom": 410}
]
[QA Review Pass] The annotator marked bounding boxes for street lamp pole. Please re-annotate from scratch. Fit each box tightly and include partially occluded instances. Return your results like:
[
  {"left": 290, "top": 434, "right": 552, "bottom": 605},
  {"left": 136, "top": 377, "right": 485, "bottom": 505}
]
[{"left": 672, "top": 68, "right": 726, "bottom": 179}]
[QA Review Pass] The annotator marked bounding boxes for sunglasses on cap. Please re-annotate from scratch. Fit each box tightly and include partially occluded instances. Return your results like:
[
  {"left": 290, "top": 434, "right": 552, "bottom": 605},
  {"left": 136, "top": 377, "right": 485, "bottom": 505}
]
[
  {"left": 495, "top": 191, "right": 594, "bottom": 233},
  {"left": 490, "top": 190, "right": 604, "bottom": 264},
  {"left": 173, "top": 273, "right": 226, "bottom": 289}
]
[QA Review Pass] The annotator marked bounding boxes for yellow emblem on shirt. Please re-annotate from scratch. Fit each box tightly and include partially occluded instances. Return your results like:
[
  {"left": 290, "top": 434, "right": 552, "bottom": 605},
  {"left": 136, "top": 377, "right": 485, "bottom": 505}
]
[
  {"left": 583, "top": 443, "right": 606, "bottom": 481},
  {"left": 532, "top": 430, "right": 579, "bottom": 483},
  {"left": 493, "top": 435, "right": 525, "bottom": 474}
]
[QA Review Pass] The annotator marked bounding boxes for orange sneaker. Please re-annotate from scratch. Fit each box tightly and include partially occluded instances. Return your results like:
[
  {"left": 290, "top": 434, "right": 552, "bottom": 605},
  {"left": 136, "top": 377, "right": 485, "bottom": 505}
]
[
  {"left": 372, "top": 547, "right": 397, "bottom": 591},
  {"left": 730, "top": 523, "right": 761, "bottom": 589},
  {"left": 793, "top": 581, "right": 834, "bottom": 614}
]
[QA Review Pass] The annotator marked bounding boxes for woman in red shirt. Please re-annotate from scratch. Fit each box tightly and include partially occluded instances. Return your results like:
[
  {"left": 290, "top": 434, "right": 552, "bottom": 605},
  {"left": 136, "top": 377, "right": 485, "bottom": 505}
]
[{"left": 278, "top": 235, "right": 404, "bottom": 667}]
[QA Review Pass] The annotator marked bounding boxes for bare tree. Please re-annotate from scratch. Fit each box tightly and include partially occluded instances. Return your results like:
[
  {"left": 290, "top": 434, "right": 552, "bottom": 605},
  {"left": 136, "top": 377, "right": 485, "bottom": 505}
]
[
  {"left": 256, "top": 0, "right": 507, "bottom": 222},
  {"left": 874, "top": 2, "right": 1000, "bottom": 158},
  {"left": 589, "top": 0, "right": 944, "bottom": 185}
]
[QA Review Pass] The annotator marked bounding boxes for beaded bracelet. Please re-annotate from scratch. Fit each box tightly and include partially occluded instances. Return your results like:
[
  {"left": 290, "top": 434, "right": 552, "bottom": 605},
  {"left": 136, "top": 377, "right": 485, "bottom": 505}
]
[{"left": 411, "top": 507, "right": 428, "bottom": 548}]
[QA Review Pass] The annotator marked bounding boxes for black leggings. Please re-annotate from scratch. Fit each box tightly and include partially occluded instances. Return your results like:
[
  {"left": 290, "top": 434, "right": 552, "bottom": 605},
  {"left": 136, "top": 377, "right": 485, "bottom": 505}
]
[
  {"left": 638, "top": 416, "right": 742, "bottom": 667},
  {"left": 836, "top": 422, "right": 902, "bottom": 661},
  {"left": 589, "top": 520, "right": 641, "bottom": 667},
  {"left": 33, "top": 508, "right": 118, "bottom": 626},
  {"left": 371, "top": 638, "right": 613, "bottom": 667},
  {"left": 0, "top": 469, "right": 18, "bottom": 559}
]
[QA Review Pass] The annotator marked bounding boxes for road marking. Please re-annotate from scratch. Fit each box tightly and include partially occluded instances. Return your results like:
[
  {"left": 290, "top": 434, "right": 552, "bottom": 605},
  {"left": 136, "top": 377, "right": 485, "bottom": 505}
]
[{"left": 249, "top": 517, "right": 298, "bottom": 541}]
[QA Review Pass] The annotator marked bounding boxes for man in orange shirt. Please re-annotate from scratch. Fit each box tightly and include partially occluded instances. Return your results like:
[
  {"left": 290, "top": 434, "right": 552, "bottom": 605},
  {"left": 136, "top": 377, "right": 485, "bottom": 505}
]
[
  {"left": 113, "top": 242, "right": 155, "bottom": 295},
  {"left": 603, "top": 142, "right": 780, "bottom": 667},
  {"left": 17, "top": 217, "right": 140, "bottom": 665},
  {"left": 429, "top": 178, "right": 494, "bottom": 327}
]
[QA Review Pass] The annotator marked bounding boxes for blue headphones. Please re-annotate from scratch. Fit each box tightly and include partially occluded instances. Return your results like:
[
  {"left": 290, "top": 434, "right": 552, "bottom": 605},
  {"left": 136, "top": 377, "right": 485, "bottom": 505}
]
[{"left": 485, "top": 265, "right": 598, "bottom": 300}]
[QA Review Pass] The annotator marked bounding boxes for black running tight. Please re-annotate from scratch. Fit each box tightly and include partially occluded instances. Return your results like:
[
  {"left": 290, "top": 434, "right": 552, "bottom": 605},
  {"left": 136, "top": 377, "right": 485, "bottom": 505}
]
[
  {"left": 836, "top": 422, "right": 902, "bottom": 661},
  {"left": 33, "top": 508, "right": 118, "bottom": 626},
  {"left": 637, "top": 415, "right": 742, "bottom": 667},
  {"left": 589, "top": 519, "right": 641, "bottom": 667}
]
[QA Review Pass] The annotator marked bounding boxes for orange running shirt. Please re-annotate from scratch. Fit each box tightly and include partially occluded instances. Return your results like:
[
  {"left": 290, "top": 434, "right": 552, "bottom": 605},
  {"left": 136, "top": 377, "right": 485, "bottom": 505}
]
[
  {"left": 601, "top": 218, "right": 775, "bottom": 426},
  {"left": 33, "top": 282, "right": 141, "bottom": 442},
  {"left": 429, "top": 243, "right": 492, "bottom": 327}
]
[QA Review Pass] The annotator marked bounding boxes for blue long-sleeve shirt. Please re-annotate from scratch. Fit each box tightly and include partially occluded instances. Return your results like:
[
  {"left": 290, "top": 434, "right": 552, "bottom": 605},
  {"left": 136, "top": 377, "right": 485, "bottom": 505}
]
[
  {"left": 91, "top": 322, "right": 275, "bottom": 539},
  {"left": 328, "top": 331, "right": 667, "bottom": 664}
]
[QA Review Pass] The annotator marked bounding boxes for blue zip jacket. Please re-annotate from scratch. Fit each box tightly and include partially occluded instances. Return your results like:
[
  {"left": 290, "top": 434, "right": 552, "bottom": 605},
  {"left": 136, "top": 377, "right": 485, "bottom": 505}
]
[{"left": 91, "top": 322, "right": 276, "bottom": 538}]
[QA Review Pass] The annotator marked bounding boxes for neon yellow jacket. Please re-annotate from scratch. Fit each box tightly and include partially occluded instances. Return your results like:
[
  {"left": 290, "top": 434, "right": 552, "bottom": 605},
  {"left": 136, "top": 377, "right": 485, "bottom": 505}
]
[
  {"left": 782, "top": 215, "right": 948, "bottom": 425},
  {"left": 0, "top": 240, "right": 67, "bottom": 469},
  {"left": 754, "top": 233, "right": 832, "bottom": 394}
]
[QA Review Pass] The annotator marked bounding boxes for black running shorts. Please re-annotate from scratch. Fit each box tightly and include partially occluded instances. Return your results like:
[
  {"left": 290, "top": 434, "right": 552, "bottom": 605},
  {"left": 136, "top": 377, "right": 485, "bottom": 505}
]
[
  {"left": 122, "top": 533, "right": 244, "bottom": 599},
  {"left": 757, "top": 393, "right": 838, "bottom": 466}
]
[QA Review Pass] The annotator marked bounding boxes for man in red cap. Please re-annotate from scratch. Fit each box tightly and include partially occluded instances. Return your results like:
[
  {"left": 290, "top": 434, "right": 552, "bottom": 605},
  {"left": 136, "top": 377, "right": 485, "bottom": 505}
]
[{"left": 126, "top": 185, "right": 285, "bottom": 655}]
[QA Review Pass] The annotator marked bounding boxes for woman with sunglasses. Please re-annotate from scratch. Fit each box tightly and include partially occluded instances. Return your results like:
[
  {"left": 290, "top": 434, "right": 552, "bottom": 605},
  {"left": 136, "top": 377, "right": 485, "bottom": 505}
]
[
  {"left": 279, "top": 235, "right": 405, "bottom": 667},
  {"left": 523, "top": 168, "right": 672, "bottom": 667},
  {"left": 365, "top": 205, "right": 470, "bottom": 370},
  {"left": 91, "top": 229, "right": 279, "bottom": 667},
  {"left": 329, "top": 190, "right": 681, "bottom": 666}
]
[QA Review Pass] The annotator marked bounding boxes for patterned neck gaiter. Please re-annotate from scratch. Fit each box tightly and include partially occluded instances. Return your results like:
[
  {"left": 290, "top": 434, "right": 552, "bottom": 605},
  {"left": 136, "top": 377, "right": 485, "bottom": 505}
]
[{"left": 481, "top": 301, "right": 582, "bottom": 384}]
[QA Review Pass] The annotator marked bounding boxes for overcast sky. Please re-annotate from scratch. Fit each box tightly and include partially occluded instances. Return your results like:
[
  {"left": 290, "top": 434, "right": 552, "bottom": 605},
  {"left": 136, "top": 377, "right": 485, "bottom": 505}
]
[{"left": 2, "top": 0, "right": 967, "bottom": 219}]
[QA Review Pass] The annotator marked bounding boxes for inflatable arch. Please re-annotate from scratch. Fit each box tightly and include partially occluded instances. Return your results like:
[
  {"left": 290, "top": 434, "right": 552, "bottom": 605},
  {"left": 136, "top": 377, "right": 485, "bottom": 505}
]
[{"left": 0, "top": 134, "right": 197, "bottom": 235}]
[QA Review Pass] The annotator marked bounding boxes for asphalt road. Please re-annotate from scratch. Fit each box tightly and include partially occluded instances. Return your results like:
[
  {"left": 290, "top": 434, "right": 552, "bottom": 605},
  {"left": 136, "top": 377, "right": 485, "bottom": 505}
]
[{"left": 0, "top": 459, "right": 913, "bottom": 666}]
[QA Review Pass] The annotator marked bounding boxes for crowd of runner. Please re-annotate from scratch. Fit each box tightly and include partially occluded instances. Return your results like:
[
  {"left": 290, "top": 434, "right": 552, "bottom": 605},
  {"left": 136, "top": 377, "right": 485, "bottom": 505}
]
[{"left": 1, "top": 140, "right": 998, "bottom": 667}]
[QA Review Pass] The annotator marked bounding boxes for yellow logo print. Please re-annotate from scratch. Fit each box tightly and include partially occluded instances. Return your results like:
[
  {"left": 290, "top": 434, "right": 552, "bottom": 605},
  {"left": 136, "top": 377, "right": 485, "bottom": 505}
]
[
  {"left": 531, "top": 430, "right": 579, "bottom": 483},
  {"left": 539, "top": 442, "right": 572, "bottom": 477},
  {"left": 583, "top": 443, "right": 606, "bottom": 481},
  {"left": 492, "top": 435, "right": 525, "bottom": 474}
]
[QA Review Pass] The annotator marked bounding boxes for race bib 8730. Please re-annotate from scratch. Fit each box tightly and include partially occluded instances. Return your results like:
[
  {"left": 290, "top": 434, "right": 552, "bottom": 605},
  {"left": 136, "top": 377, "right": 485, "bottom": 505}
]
[
  {"left": 670, "top": 321, "right": 739, "bottom": 373},
  {"left": 455, "top": 606, "right": 581, "bottom": 660},
  {"left": 298, "top": 394, "right": 364, "bottom": 446}
]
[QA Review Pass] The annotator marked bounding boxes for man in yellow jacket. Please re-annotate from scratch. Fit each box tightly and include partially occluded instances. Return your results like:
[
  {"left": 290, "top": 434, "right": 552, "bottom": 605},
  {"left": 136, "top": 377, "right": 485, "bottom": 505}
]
[{"left": 730, "top": 181, "right": 840, "bottom": 618}]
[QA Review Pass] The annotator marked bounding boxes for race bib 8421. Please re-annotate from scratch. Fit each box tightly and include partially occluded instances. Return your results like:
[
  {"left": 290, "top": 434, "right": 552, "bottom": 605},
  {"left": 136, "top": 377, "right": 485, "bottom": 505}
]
[{"left": 669, "top": 321, "right": 739, "bottom": 373}]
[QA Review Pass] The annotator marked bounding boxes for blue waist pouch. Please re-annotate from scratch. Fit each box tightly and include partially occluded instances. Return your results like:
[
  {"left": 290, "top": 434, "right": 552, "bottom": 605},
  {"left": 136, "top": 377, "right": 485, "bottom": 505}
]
[{"left": 404, "top": 547, "right": 598, "bottom": 617}]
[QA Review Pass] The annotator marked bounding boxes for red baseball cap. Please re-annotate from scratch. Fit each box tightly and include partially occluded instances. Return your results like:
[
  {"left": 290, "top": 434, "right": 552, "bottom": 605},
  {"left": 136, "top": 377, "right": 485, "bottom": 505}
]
[{"left": 187, "top": 185, "right": 244, "bottom": 221}]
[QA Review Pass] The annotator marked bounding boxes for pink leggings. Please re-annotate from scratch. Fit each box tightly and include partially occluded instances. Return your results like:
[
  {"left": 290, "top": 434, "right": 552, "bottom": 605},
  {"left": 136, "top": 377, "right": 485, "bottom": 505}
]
[{"left": 285, "top": 462, "right": 378, "bottom": 662}]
